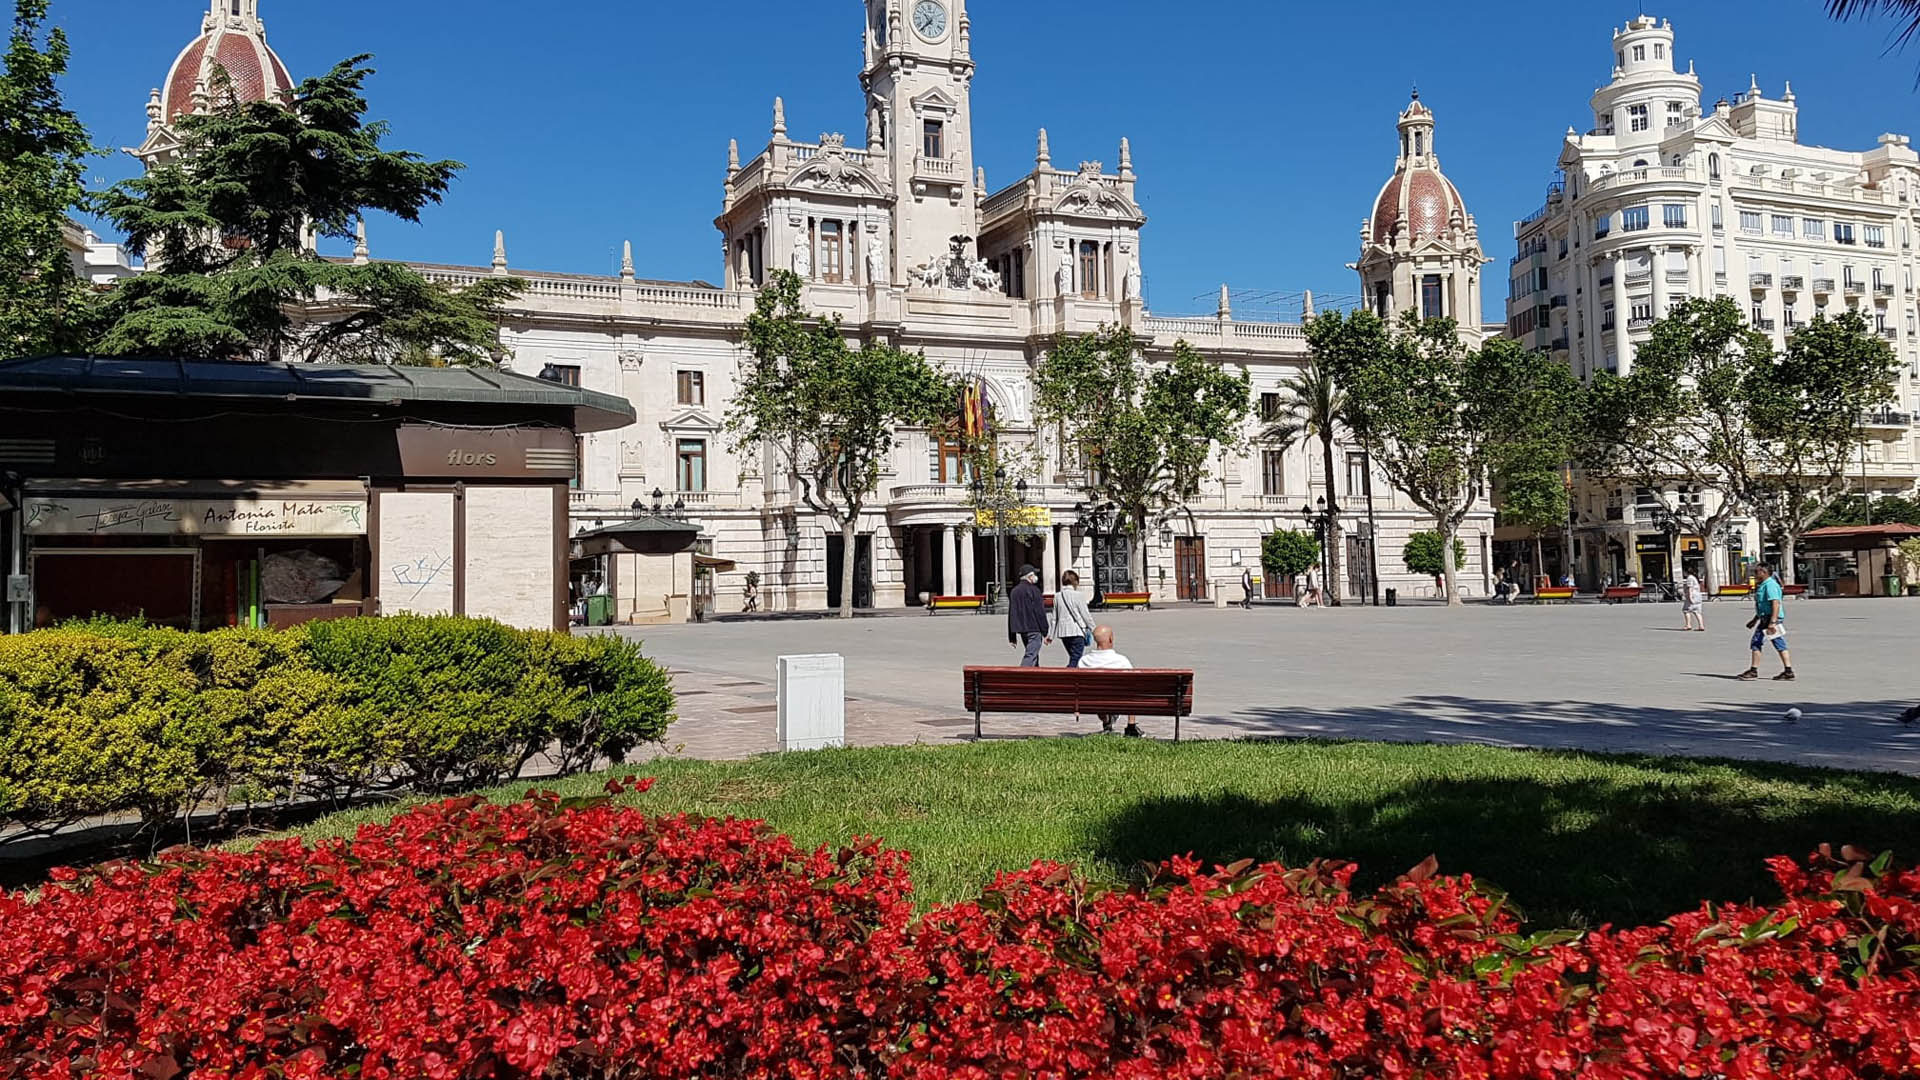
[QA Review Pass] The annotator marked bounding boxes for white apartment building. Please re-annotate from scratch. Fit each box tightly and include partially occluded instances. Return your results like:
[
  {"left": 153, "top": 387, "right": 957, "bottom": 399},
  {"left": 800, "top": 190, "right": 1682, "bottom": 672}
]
[
  {"left": 117, "top": 0, "right": 1498, "bottom": 616},
  {"left": 1508, "top": 15, "right": 1920, "bottom": 585}
]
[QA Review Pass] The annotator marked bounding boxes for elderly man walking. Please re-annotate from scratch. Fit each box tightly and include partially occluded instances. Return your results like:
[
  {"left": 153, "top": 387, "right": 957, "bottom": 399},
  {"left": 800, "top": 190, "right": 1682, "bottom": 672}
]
[{"left": 1006, "top": 565, "right": 1048, "bottom": 667}]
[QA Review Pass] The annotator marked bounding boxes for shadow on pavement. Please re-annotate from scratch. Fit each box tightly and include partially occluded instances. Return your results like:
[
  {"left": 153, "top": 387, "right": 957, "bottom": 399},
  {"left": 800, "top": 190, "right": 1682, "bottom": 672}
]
[
  {"left": 1085, "top": 755, "right": 1920, "bottom": 928},
  {"left": 1202, "top": 696, "right": 1920, "bottom": 774}
]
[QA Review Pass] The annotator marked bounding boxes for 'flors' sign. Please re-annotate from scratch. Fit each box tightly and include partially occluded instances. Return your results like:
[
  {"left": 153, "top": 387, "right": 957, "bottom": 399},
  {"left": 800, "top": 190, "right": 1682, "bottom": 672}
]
[{"left": 23, "top": 497, "right": 367, "bottom": 537}]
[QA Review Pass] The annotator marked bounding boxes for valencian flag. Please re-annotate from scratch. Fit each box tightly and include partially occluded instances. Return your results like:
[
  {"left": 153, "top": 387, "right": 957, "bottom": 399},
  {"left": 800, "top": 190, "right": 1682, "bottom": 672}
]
[{"left": 960, "top": 378, "right": 991, "bottom": 439}]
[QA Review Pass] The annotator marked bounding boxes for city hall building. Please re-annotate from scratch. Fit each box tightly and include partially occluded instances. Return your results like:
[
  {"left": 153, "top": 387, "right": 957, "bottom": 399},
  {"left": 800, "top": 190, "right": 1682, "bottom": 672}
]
[{"left": 100, "top": 0, "right": 1510, "bottom": 616}]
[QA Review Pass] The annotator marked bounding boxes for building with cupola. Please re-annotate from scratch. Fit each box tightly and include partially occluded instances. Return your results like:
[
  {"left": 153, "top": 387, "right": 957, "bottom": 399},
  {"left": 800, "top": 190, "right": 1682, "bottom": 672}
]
[
  {"left": 109, "top": 0, "right": 1500, "bottom": 618},
  {"left": 1354, "top": 92, "right": 1494, "bottom": 342},
  {"left": 1508, "top": 14, "right": 1920, "bottom": 589}
]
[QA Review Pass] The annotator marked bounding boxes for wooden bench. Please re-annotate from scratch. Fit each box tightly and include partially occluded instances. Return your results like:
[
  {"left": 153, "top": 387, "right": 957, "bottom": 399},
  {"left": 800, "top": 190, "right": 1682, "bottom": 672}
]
[
  {"left": 928, "top": 595, "right": 985, "bottom": 614},
  {"left": 1535, "top": 587, "right": 1576, "bottom": 604},
  {"left": 962, "top": 666, "right": 1196, "bottom": 742},
  {"left": 1100, "top": 592, "right": 1153, "bottom": 611},
  {"left": 1602, "top": 586, "right": 1642, "bottom": 604},
  {"left": 1784, "top": 584, "right": 1808, "bottom": 597}
]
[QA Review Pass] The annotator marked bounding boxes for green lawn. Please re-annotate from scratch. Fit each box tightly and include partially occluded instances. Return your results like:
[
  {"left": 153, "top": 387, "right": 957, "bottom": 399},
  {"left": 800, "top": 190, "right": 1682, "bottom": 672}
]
[{"left": 273, "top": 739, "right": 1920, "bottom": 928}]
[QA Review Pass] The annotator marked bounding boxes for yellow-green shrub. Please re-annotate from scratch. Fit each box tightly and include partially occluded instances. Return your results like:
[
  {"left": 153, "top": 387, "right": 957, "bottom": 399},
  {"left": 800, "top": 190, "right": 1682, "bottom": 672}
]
[{"left": 0, "top": 617, "right": 674, "bottom": 841}]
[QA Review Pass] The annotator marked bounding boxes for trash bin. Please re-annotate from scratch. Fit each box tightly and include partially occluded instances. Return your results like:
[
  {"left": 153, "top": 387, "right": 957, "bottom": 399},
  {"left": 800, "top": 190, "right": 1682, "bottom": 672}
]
[
  {"left": 1385, "top": 588, "right": 1399, "bottom": 607},
  {"left": 1885, "top": 575, "right": 1903, "bottom": 599},
  {"left": 585, "top": 594, "right": 614, "bottom": 627},
  {"left": 1213, "top": 581, "right": 1229, "bottom": 609}
]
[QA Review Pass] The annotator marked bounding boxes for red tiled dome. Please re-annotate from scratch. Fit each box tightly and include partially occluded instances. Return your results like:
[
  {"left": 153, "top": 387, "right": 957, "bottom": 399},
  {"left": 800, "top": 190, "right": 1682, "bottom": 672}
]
[
  {"left": 1368, "top": 159, "right": 1468, "bottom": 246},
  {"left": 161, "top": 25, "right": 294, "bottom": 122}
]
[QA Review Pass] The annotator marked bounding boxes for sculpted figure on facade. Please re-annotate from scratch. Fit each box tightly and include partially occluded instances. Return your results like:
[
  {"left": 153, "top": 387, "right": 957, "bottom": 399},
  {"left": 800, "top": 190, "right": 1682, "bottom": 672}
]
[
  {"left": 865, "top": 243, "right": 888, "bottom": 285},
  {"left": 1056, "top": 255, "right": 1074, "bottom": 296},
  {"left": 791, "top": 240, "right": 811, "bottom": 280},
  {"left": 1123, "top": 258, "right": 1142, "bottom": 302}
]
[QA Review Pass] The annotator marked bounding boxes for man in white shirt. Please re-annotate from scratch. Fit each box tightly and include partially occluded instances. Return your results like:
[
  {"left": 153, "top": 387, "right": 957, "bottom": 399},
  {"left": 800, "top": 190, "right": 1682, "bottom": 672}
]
[{"left": 1079, "top": 625, "right": 1141, "bottom": 737}]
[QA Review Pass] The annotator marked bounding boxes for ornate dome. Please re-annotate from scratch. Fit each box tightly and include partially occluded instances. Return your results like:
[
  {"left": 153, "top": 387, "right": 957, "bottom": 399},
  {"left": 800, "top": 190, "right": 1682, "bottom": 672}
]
[
  {"left": 159, "top": 1, "right": 294, "bottom": 122},
  {"left": 1368, "top": 91, "right": 1471, "bottom": 247}
]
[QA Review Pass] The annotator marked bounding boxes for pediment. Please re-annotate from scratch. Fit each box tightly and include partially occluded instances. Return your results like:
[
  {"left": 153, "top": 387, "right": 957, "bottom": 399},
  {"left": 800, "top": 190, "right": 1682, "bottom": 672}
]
[
  {"left": 911, "top": 86, "right": 959, "bottom": 114},
  {"left": 1048, "top": 180, "right": 1142, "bottom": 221},
  {"left": 659, "top": 408, "right": 722, "bottom": 433},
  {"left": 788, "top": 157, "right": 885, "bottom": 196},
  {"left": 1690, "top": 116, "right": 1737, "bottom": 142}
]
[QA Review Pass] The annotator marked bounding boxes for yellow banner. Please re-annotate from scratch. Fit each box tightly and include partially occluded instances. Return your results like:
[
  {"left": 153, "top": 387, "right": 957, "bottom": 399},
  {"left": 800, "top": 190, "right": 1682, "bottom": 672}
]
[{"left": 974, "top": 506, "right": 1052, "bottom": 530}]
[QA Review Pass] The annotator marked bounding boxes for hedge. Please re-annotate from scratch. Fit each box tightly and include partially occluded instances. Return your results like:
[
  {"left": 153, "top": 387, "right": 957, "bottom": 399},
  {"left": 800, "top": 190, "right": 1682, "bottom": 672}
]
[
  {"left": 1, "top": 785, "right": 1915, "bottom": 1078},
  {"left": 0, "top": 617, "right": 674, "bottom": 840}
]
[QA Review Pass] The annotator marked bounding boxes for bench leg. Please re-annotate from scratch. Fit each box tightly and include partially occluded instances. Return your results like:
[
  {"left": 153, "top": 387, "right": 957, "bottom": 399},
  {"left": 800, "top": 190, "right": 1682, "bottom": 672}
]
[{"left": 974, "top": 703, "right": 982, "bottom": 741}]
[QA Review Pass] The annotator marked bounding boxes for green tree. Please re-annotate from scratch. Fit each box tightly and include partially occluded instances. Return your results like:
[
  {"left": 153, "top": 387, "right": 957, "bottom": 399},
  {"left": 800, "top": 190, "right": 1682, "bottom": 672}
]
[
  {"left": 1260, "top": 529, "right": 1319, "bottom": 588},
  {"left": 1585, "top": 298, "right": 1774, "bottom": 592},
  {"left": 1312, "top": 310, "right": 1577, "bottom": 605},
  {"left": 1403, "top": 530, "right": 1469, "bottom": 580},
  {"left": 1737, "top": 312, "right": 1898, "bottom": 581},
  {"left": 1495, "top": 462, "right": 1571, "bottom": 585},
  {"left": 89, "top": 56, "right": 518, "bottom": 365},
  {"left": 727, "top": 271, "right": 957, "bottom": 618},
  {"left": 1815, "top": 493, "right": 1920, "bottom": 528},
  {"left": 1031, "top": 326, "right": 1250, "bottom": 587},
  {"left": 0, "top": 0, "right": 97, "bottom": 358},
  {"left": 1260, "top": 360, "right": 1350, "bottom": 603}
]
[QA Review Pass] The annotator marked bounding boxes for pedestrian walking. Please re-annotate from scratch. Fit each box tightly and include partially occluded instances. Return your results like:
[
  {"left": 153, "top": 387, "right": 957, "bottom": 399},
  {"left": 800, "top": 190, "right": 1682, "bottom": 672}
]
[
  {"left": 1240, "top": 566, "right": 1255, "bottom": 610},
  {"left": 1737, "top": 563, "right": 1794, "bottom": 682},
  {"left": 1006, "top": 565, "right": 1048, "bottom": 667},
  {"left": 1052, "top": 570, "right": 1096, "bottom": 667},
  {"left": 1681, "top": 570, "right": 1706, "bottom": 631}
]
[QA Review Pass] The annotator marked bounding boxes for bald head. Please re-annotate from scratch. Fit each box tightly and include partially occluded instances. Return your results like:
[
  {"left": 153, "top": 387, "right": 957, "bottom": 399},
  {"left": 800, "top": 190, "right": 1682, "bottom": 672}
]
[{"left": 1092, "top": 625, "right": 1116, "bottom": 649}]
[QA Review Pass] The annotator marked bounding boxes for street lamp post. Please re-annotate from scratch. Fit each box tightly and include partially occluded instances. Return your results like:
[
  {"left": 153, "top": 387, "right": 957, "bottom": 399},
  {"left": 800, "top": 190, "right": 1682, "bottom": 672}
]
[
  {"left": 1073, "top": 500, "right": 1120, "bottom": 608},
  {"left": 970, "top": 470, "right": 1032, "bottom": 612},
  {"left": 1301, "top": 496, "right": 1336, "bottom": 599}
]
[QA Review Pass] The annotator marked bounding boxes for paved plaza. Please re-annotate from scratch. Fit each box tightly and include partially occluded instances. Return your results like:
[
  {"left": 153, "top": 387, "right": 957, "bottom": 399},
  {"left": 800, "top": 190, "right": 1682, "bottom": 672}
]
[{"left": 618, "top": 599, "right": 1920, "bottom": 774}]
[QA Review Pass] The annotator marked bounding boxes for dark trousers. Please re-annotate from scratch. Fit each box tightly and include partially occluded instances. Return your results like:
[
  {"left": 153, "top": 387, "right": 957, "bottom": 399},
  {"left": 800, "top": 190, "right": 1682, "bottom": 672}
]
[
  {"left": 1019, "top": 632, "right": 1045, "bottom": 667},
  {"left": 1062, "top": 636, "right": 1087, "bottom": 667}
]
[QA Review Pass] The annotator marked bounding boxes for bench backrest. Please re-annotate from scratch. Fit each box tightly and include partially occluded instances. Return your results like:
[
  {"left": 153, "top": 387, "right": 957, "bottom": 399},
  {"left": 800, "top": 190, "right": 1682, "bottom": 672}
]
[{"left": 963, "top": 667, "right": 1194, "bottom": 717}]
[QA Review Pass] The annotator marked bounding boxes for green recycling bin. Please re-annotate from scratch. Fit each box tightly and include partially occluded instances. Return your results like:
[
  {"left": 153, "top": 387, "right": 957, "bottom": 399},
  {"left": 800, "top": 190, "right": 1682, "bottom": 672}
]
[
  {"left": 585, "top": 594, "right": 614, "bottom": 627},
  {"left": 1885, "top": 575, "right": 1903, "bottom": 599}
]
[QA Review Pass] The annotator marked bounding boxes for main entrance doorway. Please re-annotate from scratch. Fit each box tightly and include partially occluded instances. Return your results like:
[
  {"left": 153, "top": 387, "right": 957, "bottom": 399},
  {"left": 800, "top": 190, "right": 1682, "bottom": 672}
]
[{"left": 825, "top": 533, "right": 873, "bottom": 610}]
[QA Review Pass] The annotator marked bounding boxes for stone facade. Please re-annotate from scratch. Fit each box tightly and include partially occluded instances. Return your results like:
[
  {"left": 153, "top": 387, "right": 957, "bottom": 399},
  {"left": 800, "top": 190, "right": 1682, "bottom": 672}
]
[
  {"left": 1508, "top": 15, "right": 1920, "bottom": 586},
  {"left": 137, "top": 0, "right": 1500, "bottom": 614}
]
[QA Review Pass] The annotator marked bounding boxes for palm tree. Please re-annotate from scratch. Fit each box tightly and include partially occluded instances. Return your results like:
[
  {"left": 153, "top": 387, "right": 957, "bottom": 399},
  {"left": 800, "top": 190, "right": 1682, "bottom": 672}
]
[
  {"left": 1826, "top": 0, "right": 1920, "bottom": 51},
  {"left": 1263, "top": 361, "right": 1351, "bottom": 604}
]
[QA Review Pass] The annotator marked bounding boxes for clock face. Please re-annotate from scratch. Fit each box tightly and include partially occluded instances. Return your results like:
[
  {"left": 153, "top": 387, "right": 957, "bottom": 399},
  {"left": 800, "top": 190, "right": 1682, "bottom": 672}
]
[{"left": 912, "top": 0, "right": 948, "bottom": 40}]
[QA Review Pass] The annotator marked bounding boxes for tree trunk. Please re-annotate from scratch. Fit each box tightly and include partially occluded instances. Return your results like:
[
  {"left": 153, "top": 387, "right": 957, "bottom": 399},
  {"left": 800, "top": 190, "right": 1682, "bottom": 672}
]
[
  {"left": 838, "top": 517, "right": 859, "bottom": 619},
  {"left": 1533, "top": 534, "right": 1546, "bottom": 591},
  {"left": 1779, "top": 531, "right": 1798, "bottom": 587},
  {"left": 1440, "top": 521, "right": 1462, "bottom": 608},
  {"left": 1700, "top": 516, "right": 1725, "bottom": 595},
  {"left": 1320, "top": 434, "right": 1343, "bottom": 606},
  {"left": 1131, "top": 507, "right": 1149, "bottom": 596}
]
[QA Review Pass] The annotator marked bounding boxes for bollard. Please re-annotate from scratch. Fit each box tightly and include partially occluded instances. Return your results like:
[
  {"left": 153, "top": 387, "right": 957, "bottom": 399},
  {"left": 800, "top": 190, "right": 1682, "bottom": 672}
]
[
  {"left": 1386, "top": 588, "right": 1399, "bottom": 607},
  {"left": 776, "top": 654, "right": 845, "bottom": 752}
]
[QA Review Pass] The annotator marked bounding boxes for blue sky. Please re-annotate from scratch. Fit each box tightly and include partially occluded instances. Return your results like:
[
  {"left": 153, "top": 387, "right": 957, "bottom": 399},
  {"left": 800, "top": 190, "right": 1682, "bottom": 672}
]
[{"left": 49, "top": 0, "right": 1920, "bottom": 322}]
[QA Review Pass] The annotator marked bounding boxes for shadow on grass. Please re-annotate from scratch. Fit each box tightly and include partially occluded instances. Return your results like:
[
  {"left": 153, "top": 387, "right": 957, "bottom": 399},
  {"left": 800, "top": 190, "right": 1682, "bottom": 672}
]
[{"left": 1086, "top": 752, "right": 1920, "bottom": 928}]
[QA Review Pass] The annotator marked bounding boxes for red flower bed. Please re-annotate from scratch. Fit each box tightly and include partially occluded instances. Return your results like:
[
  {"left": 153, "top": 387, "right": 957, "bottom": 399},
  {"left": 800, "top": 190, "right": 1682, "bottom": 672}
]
[{"left": 2, "top": 784, "right": 1917, "bottom": 1079}]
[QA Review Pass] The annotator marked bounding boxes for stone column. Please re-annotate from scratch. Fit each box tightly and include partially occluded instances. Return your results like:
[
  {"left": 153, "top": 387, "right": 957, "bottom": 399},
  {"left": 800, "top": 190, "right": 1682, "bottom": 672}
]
[
  {"left": 959, "top": 529, "right": 976, "bottom": 595},
  {"left": 1041, "top": 522, "right": 1059, "bottom": 592},
  {"left": 1054, "top": 524, "right": 1072, "bottom": 583},
  {"left": 940, "top": 525, "right": 958, "bottom": 597},
  {"left": 1684, "top": 245, "right": 1703, "bottom": 297},
  {"left": 1651, "top": 244, "right": 1670, "bottom": 319},
  {"left": 1611, "top": 254, "right": 1632, "bottom": 372}
]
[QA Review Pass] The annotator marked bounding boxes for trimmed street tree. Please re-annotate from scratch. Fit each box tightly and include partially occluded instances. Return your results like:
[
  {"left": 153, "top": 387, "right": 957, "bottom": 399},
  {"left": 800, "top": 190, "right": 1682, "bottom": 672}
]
[
  {"left": 1404, "top": 530, "right": 1469, "bottom": 584},
  {"left": 1031, "top": 326, "right": 1251, "bottom": 588},
  {"left": 728, "top": 271, "right": 957, "bottom": 619},
  {"left": 1260, "top": 529, "right": 1319, "bottom": 595},
  {"left": 1584, "top": 297, "right": 1772, "bottom": 592},
  {"left": 1737, "top": 311, "right": 1898, "bottom": 583},
  {"left": 90, "top": 57, "right": 518, "bottom": 365},
  {"left": 0, "top": 0, "right": 97, "bottom": 359},
  {"left": 1312, "top": 310, "right": 1579, "bottom": 606},
  {"left": 1261, "top": 360, "right": 1350, "bottom": 604},
  {"left": 1495, "top": 462, "right": 1571, "bottom": 587}
]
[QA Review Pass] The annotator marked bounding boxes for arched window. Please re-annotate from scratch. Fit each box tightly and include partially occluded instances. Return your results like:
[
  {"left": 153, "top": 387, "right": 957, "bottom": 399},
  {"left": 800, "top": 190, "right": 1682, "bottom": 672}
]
[
  {"left": 1633, "top": 159, "right": 1648, "bottom": 168},
  {"left": 1414, "top": 132, "right": 1424, "bottom": 157},
  {"left": 1708, "top": 153, "right": 1721, "bottom": 180}
]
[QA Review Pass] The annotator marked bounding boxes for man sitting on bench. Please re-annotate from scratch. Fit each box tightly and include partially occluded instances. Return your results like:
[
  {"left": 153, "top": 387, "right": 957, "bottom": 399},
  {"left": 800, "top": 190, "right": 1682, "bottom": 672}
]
[{"left": 1078, "top": 625, "right": 1141, "bottom": 738}]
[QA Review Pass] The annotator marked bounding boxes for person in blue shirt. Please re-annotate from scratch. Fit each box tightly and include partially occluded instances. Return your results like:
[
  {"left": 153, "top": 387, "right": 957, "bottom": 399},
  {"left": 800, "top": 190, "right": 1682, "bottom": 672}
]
[{"left": 1738, "top": 563, "right": 1794, "bottom": 682}]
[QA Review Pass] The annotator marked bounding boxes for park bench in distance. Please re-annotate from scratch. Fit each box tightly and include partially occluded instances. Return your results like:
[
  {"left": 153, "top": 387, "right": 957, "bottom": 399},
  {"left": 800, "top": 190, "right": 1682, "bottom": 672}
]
[
  {"left": 1534, "top": 586, "right": 1576, "bottom": 604},
  {"left": 1602, "top": 586, "right": 1642, "bottom": 604},
  {"left": 1100, "top": 592, "right": 1153, "bottom": 610},
  {"left": 962, "top": 666, "right": 1196, "bottom": 742}
]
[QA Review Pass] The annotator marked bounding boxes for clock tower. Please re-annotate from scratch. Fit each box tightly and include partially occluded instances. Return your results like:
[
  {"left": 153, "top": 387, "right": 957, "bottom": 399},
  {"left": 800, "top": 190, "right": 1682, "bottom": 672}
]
[{"left": 862, "top": 0, "right": 978, "bottom": 281}]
